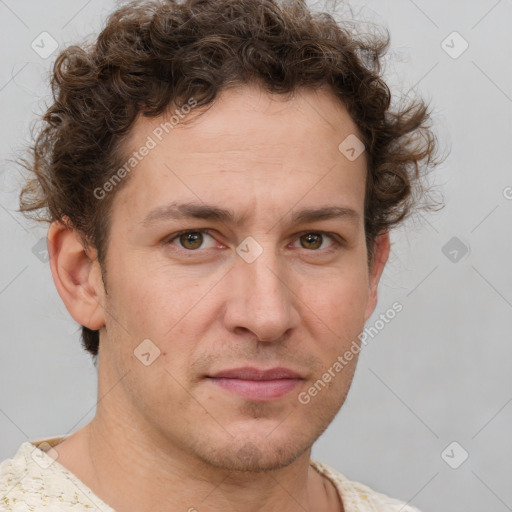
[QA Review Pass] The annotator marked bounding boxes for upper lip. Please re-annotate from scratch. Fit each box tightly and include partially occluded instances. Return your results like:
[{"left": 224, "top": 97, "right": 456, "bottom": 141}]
[{"left": 208, "top": 367, "right": 303, "bottom": 380}]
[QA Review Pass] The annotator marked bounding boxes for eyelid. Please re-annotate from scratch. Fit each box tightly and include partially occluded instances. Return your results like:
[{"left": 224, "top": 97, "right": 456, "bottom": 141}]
[
  {"left": 165, "top": 229, "right": 219, "bottom": 249},
  {"left": 292, "top": 230, "right": 343, "bottom": 252}
]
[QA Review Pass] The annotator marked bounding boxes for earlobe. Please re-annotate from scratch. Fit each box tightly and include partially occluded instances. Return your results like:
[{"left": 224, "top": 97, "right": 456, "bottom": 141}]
[
  {"left": 363, "top": 231, "right": 391, "bottom": 322},
  {"left": 47, "top": 218, "right": 106, "bottom": 331}
]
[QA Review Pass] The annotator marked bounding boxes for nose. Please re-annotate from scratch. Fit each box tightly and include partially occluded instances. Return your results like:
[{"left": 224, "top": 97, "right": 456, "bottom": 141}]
[{"left": 222, "top": 244, "right": 301, "bottom": 342}]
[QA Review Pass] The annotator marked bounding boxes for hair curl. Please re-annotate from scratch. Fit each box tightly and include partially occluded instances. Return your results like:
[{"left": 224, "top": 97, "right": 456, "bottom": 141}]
[{"left": 17, "top": 0, "right": 441, "bottom": 358}]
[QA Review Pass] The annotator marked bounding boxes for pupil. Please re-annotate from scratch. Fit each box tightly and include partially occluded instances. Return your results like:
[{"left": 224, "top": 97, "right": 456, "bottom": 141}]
[
  {"left": 303, "top": 233, "right": 321, "bottom": 249},
  {"left": 182, "top": 232, "right": 202, "bottom": 249}
]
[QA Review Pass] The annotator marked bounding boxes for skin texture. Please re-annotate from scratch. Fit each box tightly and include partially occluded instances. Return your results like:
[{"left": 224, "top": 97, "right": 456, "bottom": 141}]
[{"left": 48, "top": 84, "right": 390, "bottom": 512}]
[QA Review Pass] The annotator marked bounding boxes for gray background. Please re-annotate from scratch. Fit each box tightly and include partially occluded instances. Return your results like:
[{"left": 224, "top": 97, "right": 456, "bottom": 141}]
[{"left": 1, "top": 1, "right": 511, "bottom": 511}]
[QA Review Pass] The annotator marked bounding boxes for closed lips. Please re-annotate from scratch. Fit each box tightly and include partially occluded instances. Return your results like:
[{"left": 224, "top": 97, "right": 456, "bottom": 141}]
[{"left": 207, "top": 367, "right": 303, "bottom": 380}]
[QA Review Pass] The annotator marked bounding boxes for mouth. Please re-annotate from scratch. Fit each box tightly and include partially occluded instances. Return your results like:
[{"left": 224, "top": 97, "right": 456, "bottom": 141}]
[{"left": 206, "top": 367, "right": 304, "bottom": 401}]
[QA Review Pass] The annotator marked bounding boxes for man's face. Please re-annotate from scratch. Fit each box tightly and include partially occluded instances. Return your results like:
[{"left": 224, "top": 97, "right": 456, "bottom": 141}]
[{"left": 94, "top": 84, "right": 387, "bottom": 471}]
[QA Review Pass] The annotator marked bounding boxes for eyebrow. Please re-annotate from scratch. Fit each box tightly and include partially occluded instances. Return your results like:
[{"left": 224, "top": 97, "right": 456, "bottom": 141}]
[{"left": 141, "top": 201, "right": 360, "bottom": 227}]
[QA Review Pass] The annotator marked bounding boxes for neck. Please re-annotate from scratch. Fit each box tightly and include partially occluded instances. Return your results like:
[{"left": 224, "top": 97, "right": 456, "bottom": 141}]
[
  {"left": 52, "top": 347, "right": 342, "bottom": 512},
  {"left": 53, "top": 388, "right": 340, "bottom": 512},
  {"left": 57, "top": 416, "right": 334, "bottom": 512}
]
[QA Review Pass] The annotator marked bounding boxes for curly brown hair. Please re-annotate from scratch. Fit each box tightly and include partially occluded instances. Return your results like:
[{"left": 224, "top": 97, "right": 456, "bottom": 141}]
[{"left": 17, "top": 0, "right": 441, "bottom": 358}]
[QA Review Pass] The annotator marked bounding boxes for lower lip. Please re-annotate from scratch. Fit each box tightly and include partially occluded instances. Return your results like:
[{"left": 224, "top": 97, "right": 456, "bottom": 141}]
[{"left": 207, "top": 377, "right": 302, "bottom": 401}]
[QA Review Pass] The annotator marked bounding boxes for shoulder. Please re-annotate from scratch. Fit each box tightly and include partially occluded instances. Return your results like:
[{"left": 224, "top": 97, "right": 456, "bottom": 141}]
[
  {"left": 310, "top": 459, "right": 423, "bottom": 512},
  {"left": 0, "top": 442, "right": 51, "bottom": 511},
  {"left": 0, "top": 439, "right": 111, "bottom": 511}
]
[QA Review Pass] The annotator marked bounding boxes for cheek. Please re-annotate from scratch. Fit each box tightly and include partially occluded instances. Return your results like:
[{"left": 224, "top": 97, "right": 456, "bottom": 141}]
[
  {"left": 102, "top": 281, "right": 166, "bottom": 369},
  {"left": 301, "top": 270, "right": 369, "bottom": 376},
  {"left": 109, "top": 256, "right": 174, "bottom": 322},
  {"left": 110, "top": 272, "right": 208, "bottom": 368},
  {"left": 304, "top": 264, "right": 369, "bottom": 321}
]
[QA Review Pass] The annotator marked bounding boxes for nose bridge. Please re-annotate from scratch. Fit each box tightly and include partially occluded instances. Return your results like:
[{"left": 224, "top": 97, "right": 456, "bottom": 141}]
[{"left": 227, "top": 238, "right": 298, "bottom": 341}]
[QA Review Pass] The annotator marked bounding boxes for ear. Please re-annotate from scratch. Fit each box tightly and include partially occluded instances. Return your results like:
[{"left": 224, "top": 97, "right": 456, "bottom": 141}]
[
  {"left": 47, "top": 218, "right": 106, "bottom": 331},
  {"left": 363, "top": 231, "right": 391, "bottom": 323}
]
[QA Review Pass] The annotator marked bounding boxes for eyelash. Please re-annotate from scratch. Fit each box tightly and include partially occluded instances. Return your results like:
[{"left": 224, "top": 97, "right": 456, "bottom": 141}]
[{"left": 164, "top": 229, "right": 343, "bottom": 254}]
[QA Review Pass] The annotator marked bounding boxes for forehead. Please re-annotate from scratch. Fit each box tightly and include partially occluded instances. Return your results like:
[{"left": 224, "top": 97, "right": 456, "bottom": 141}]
[{"left": 110, "top": 84, "right": 367, "bottom": 228}]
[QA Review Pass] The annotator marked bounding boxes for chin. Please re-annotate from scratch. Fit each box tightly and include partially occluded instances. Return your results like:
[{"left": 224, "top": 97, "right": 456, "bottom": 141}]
[{"left": 192, "top": 430, "right": 313, "bottom": 473}]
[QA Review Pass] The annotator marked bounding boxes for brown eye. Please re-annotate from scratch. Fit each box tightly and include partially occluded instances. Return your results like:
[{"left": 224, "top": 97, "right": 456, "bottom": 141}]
[
  {"left": 178, "top": 231, "right": 204, "bottom": 250},
  {"left": 165, "top": 229, "right": 220, "bottom": 254},
  {"left": 299, "top": 233, "right": 324, "bottom": 250},
  {"left": 293, "top": 232, "right": 341, "bottom": 253}
]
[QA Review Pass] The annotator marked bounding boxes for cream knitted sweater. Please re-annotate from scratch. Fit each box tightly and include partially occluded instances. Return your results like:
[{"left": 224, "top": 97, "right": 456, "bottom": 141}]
[{"left": 0, "top": 436, "right": 422, "bottom": 511}]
